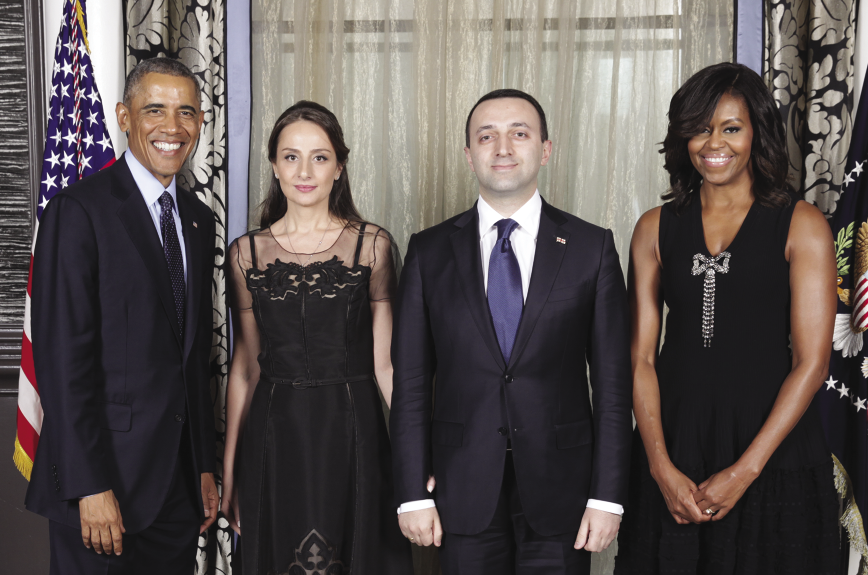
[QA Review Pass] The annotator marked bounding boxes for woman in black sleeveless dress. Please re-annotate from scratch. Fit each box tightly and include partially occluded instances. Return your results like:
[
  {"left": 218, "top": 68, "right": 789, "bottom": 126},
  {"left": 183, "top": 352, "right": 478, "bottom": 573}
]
[
  {"left": 221, "top": 101, "right": 413, "bottom": 574},
  {"left": 615, "top": 63, "right": 840, "bottom": 574}
]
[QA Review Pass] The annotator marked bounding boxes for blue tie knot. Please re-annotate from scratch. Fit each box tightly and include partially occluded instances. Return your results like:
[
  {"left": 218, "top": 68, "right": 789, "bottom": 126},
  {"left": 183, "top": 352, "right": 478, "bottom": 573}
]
[
  {"left": 159, "top": 191, "right": 175, "bottom": 212},
  {"left": 495, "top": 218, "right": 519, "bottom": 240}
]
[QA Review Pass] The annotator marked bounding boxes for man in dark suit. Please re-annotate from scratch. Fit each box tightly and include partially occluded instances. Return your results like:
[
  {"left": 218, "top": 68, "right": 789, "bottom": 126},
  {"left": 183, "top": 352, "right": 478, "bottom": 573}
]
[
  {"left": 391, "top": 89, "right": 633, "bottom": 574},
  {"left": 25, "top": 57, "right": 218, "bottom": 574}
]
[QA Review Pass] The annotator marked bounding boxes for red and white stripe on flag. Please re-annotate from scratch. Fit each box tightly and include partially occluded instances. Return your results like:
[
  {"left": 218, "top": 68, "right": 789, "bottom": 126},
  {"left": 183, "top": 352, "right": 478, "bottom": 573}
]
[{"left": 14, "top": 0, "right": 116, "bottom": 480}]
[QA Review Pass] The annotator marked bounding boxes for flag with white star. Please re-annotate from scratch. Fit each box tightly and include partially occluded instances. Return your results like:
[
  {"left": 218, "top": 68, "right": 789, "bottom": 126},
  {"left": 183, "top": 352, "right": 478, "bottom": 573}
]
[
  {"left": 14, "top": 0, "right": 116, "bottom": 481},
  {"left": 826, "top": 64, "right": 868, "bottom": 568}
]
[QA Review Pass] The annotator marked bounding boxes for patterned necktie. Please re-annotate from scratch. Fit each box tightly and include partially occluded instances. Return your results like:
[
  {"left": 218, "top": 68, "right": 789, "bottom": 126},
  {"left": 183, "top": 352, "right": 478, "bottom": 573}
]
[
  {"left": 488, "top": 218, "right": 523, "bottom": 364},
  {"left": 159, "top": 191, "right": 185, "bottom": 337}
]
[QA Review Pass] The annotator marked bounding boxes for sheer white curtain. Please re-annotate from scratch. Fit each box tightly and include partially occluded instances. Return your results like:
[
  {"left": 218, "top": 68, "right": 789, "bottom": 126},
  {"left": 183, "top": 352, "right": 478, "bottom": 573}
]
[
  {"left": 250, "top": 0, "right": 731, "bottom": 266},
  {"left": 249, "top": 2, "right": 731, "bottom": 572}
]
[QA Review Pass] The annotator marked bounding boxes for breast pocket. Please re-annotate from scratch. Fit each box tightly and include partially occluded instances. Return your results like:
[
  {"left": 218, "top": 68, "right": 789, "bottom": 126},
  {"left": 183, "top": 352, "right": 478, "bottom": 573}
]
[{"left": 547, "top": 279, "right": 593, "bottom": 303}]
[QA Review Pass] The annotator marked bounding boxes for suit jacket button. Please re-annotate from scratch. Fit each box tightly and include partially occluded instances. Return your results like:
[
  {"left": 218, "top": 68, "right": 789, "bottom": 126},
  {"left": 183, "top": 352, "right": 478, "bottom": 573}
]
[
  {"left": 175, "top": 414, "right": 183, "bottom": 422},
  {"left": 498, "top": 427, "right": 508, "bottom": 436},
  {"left": 504, "top": 374, "right": 514, "bottom": 383}
]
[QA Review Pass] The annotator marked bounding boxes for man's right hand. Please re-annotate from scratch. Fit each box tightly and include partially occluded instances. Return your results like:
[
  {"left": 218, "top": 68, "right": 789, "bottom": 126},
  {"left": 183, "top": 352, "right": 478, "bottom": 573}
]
[
  {"left": 79, "top": 489, "right": 125, "bottom": 555},
  {"left": 398, "top": 507, "right": 442, "bottom": 547}
]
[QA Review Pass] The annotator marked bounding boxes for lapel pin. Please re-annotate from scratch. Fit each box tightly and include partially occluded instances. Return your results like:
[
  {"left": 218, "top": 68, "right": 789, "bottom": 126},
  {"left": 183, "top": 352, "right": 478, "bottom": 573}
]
[
  {"left": 192, "top": 221, "right": 198, "bottom": 228},
  {"left": 556, "top": 237, "right": 566, "bottom": 244}
]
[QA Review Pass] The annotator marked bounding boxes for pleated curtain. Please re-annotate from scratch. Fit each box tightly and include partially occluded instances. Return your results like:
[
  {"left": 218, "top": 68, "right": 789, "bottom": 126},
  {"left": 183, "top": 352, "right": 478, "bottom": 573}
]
[
  {"left": 123, "top": 1, "right": 231, "bottom": 574},
  {"left": 249, "top": 0, "right": 733, "bottom": 272},
  {"left": 764, "top": 0, "right": 858, "bottom": 217}
]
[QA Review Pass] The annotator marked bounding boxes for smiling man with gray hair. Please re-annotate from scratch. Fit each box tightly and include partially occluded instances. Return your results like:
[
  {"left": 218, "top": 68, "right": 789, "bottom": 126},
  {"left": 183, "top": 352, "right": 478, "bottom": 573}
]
[{"left": 25, "top": 57, "right": 218, "bottom": 575}]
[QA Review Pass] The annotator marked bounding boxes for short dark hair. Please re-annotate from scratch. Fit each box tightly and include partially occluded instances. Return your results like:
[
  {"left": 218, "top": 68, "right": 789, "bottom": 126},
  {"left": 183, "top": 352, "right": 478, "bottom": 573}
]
[
  {"left": 122, "top": 57, "right": 201, "bottom": 107},
  {"left": 465, "top": 89, "right": 548, "bottom": 147},
  {"left": 661, "top": 62, "right": 795, "bottom": 213}
]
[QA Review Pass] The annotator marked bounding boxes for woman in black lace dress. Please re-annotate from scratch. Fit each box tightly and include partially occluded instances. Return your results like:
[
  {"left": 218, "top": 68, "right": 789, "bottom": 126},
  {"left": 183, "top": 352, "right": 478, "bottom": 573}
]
[
  {"left": 221, "top": 101, "right": 413, "bottom": 574},
  {"left": 615, "top": 63, "right": 840, "bottom": 574}
]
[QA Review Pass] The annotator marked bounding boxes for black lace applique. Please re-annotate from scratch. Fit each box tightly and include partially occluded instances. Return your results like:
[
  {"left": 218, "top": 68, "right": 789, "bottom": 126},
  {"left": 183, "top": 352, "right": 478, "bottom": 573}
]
[
  {"left": 247, "top": 256, "right": 370, "bottom": 300},
  {"left": 281, "top": 529, "right": 346, "bottom": 575}
]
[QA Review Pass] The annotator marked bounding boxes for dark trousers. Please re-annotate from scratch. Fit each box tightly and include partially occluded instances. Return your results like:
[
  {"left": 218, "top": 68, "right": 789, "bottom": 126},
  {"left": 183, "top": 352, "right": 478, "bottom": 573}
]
[
  {"left": 439, "top": 451, "right": 591, "bottom": 575},
  {"left": 48, "top": 430, "right": 200, "bottom": 575}
]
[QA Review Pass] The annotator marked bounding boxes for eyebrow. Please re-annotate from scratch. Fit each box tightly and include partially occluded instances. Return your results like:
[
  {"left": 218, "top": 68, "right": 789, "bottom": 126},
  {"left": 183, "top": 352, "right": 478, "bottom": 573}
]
[
  {"left": 141, "top": 103, "right": 199, "bottom": 112},
  {"left": 280, "top": 147, "right": 333, "bottom": 154},
  {"left": 475, "top": 122, "right": 532, "bottom": 134}
]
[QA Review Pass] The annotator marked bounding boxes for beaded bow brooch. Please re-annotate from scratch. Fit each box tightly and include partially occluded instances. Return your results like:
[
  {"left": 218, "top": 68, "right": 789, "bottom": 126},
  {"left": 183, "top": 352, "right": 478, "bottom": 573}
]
[{"left": 691, "top": 252, "right": 731, "bottom": 347}]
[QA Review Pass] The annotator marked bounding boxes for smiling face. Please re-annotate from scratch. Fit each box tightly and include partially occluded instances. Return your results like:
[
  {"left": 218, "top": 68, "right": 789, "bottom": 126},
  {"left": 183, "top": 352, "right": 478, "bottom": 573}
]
[
  {"left": 688, "top": 92, "right": 754, "bottom": 191},
  {"left": 271, "top": 120, "right": 343, "bottom": 212},
  {"left": 116, "top": 72, "right": 204, "bottom": 188},
  {"left": 464, "top": 97, "right": 552, "bottom": 202}
]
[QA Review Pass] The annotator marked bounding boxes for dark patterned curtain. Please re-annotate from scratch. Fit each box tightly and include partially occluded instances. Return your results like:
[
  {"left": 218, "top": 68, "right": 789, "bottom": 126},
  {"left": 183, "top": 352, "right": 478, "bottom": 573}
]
[
  {"left": 764, "top": 0, "right": 857, "bottom": 217},
  {"left": 123, "top": 1, "right": 230, "bottom": 574}
]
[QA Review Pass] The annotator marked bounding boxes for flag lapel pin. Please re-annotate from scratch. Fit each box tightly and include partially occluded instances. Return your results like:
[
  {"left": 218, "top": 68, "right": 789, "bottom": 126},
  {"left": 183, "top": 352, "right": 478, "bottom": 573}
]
[
  {"left": 556, "top": 237, "right": 566, "bottom": 245},
  {"left": 193, "top": 221, "right": 198, "bottom": 228}
]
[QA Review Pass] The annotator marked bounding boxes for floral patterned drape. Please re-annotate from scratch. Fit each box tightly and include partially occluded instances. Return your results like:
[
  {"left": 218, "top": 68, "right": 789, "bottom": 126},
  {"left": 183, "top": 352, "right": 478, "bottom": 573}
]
[
  {"left": 764, "top": 0, "right": 857, "bottom": 216},
  {"left": 124, "top": 1, "right": 230, "bottom": 574}
]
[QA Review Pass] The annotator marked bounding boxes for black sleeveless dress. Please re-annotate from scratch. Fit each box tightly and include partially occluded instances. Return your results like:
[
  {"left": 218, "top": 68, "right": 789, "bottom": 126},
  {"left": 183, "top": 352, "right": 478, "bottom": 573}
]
[
  {"left": 615, "top": 197, "right": 841, "bottom": 574},
  {"left": 228, "top": 223, "right": 413, "bottom": 575}
]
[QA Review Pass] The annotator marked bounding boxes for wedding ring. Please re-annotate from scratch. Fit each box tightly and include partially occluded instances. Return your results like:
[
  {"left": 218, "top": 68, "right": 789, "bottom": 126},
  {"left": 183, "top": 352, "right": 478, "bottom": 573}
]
[
  {"left": 705, "top": 508, "right": 714, "bottom": 515},
  {"left": 409, "top": 537, "right": 414, "bottom": 541}
]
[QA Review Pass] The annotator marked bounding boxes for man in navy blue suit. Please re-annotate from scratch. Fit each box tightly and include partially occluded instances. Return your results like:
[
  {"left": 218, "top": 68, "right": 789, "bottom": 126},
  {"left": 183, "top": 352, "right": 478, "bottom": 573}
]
[
  {"left": 25, "top": 58, "right": 218, "bottom": 575},
  {"left": 391, "top": 89, "right": 633, "bottom": 574}
]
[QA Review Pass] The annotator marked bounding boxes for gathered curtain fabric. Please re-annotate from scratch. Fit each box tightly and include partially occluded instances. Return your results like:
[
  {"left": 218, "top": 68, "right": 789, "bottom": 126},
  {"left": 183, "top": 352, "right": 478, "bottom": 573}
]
[
  {"left": 250, "top": 1, "right": 730, "bottom": 574},
  {"left": 764, "top": 0, "right": 857, "bottom": 216},
  {"left": 249, "top": 0, "right": 733, "bottom": 271},
  {"left": 124, "top": 1, "right": 230, "bottom": 574}
]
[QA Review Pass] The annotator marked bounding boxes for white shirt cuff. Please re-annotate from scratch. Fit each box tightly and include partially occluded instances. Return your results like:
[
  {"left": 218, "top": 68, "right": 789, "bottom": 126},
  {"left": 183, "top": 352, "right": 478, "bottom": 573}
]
[
  {"left": 586, "top": 499, "right": 624, "bottom": 515},
  {"left": 397, "top": 499, "right": 436, "bottom": 515}
]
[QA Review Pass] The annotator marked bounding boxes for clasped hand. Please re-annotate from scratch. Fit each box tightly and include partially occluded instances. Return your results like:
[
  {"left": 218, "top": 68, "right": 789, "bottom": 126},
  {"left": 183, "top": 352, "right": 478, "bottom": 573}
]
[{"left": 654, "top": 462, "right": 752, "bottom": 524}]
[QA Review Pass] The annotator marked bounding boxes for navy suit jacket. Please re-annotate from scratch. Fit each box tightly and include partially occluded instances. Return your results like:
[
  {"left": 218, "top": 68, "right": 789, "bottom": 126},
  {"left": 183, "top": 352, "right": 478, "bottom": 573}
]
[
  {"left": 390, "top": 199, "right": 633, "bottom": 536},
  {"left": 25, "top": 155, "right": 217, "bottom": 533}
]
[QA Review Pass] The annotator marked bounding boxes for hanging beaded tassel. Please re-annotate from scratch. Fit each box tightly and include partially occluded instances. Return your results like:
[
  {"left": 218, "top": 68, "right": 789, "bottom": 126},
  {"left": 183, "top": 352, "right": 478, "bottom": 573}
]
[{"left": 691, "top": 252, "right": 731, "bottom": 347}]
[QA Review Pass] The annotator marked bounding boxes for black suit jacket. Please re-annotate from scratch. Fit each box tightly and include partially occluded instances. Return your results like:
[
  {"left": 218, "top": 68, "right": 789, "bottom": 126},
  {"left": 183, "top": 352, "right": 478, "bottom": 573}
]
[
  {"left": 390, "top": 199, "right": 632, "bottom": 536},
  {"left": 25, "top": 156, "right": 217, "bottom": 533}
]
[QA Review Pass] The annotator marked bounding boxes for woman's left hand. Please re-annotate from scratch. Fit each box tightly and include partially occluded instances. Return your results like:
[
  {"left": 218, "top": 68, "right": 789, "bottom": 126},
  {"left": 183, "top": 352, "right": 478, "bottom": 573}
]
[{"left": 692, "top": 465, "right": 755, "bottom": 521}]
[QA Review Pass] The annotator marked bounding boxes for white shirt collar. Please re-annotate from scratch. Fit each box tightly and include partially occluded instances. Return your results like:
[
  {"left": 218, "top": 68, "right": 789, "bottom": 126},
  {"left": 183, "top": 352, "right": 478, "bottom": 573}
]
[
  {"left": 125, "top": 148, "right": 178, "bottom": 212},
  {"left": 477, "top": 190, "right": 542, "bottom": 240}
]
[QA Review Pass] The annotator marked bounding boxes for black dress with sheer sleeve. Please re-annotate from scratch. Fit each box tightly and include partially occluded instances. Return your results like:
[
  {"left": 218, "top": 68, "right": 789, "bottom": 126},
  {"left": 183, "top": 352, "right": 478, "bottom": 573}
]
[
  {"left": 227, "top": 222, "right": 412, "bottom": 575},
  {"left": 614, "top": 196, "right": 841, "bottom": 575}
]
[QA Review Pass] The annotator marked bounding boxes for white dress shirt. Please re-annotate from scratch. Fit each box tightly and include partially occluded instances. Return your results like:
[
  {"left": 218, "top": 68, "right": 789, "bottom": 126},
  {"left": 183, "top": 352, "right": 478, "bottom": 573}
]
[
  {"left": 398, "top": 191, "right": 623, "bottom": 517},
  {"left": 125, "top": 149, "right": 187, "bottom": 280}
]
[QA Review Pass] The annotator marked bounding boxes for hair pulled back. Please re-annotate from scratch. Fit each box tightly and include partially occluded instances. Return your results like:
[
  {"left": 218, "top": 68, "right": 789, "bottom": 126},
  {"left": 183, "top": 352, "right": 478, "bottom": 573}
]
[
  {"left": 259, "top": 101, "right": 362, "bottom": 229},
  {"left": 661, "top": 62, "right": 795, "bottom": 214}
]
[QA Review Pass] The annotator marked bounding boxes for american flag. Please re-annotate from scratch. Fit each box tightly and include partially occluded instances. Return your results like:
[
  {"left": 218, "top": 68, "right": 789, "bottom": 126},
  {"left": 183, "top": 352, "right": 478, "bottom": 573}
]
[
  {"left": 825, "top": 66, "right": 868, "bottom": 571},
  {"left": 13, "top": 0, "right": 116, "bottom": 480}
]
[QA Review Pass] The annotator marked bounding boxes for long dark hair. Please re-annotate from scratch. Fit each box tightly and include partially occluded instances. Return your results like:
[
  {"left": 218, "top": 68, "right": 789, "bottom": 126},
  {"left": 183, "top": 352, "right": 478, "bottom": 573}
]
[
  {"left": 661, "top": 62, "right": 795, "bottom": 214},
  {"left": 259, "top": 101, "right": 363, "bottom": 229}
]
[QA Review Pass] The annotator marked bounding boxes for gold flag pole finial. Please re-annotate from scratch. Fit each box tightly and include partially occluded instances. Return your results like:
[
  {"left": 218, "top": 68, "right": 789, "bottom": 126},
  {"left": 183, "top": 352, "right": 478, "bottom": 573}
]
[{"left": 74, "top": 0, "right": 91, "bottom": 54}]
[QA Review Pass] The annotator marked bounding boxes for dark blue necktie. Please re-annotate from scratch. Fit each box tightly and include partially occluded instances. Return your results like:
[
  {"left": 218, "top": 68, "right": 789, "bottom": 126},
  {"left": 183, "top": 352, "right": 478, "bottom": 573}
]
[
  {"left": 159, "top": 191, "right": 185, "bottom": 337},
  {"left": 488, "top": 218, "right": 523, "bottom": 364}
]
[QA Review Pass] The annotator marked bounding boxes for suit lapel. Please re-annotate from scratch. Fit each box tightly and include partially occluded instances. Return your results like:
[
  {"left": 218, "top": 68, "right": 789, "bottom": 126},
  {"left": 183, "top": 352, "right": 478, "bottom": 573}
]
[
  {"left": 112, "top": 156, "right": 184, "bottom": 348},
  {"left": 450, "top": 206, "right": 507, "bottom": 371},
  {"left": 508, "top": 199, "right": 569, "bottom": 369},
  {"left": 176, "top": 190, "right": 202, "bottom": 362}
]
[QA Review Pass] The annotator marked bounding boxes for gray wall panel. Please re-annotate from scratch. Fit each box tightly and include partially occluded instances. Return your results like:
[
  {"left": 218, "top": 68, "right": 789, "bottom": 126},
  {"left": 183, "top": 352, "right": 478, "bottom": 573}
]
[{"left": 0, "top": 0, "right": 33, "bottom": 326}]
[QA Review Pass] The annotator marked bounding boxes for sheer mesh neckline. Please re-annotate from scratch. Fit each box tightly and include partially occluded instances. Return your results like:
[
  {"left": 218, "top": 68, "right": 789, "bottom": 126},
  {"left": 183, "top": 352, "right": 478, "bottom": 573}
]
[{"left": 266, "top": 222, "right": 351, "bottom": 256}]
